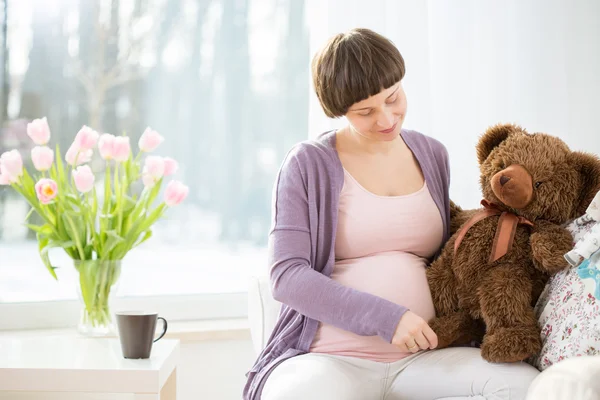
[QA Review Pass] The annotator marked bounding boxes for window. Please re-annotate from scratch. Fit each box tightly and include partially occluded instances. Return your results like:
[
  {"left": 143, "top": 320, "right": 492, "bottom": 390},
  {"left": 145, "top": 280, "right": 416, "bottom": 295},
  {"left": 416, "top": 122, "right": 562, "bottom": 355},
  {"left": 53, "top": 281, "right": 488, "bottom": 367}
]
[{"left": 0, "top": 0, "right": 309, "bottom": 327}]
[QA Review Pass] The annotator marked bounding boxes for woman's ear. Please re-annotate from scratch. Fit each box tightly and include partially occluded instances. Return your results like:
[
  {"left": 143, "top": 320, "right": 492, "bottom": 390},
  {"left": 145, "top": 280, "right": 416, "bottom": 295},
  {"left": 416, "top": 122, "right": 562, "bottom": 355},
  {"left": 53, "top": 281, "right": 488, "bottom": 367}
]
[
  {"left": 476, "top": 123, "right": 525, "bottom": 165},
  {"left": 570, "top": 151, "right": 600, "bottom": 217}
]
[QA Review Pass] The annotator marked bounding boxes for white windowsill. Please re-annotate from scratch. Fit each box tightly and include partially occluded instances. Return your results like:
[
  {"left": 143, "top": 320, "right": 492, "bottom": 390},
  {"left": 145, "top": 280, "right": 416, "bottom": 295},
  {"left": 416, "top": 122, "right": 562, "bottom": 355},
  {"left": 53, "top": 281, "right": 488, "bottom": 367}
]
[{"left": 0, "top": 318, "right": 251, "bottom": 343}]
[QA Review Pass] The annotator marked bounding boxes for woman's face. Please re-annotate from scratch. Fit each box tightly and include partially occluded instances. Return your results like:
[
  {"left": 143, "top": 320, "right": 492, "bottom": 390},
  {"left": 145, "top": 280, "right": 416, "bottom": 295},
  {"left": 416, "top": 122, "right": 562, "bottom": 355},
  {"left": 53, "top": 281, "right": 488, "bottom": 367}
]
[{"left": 344, "top": 82, "right": 407, "bottom": 142}]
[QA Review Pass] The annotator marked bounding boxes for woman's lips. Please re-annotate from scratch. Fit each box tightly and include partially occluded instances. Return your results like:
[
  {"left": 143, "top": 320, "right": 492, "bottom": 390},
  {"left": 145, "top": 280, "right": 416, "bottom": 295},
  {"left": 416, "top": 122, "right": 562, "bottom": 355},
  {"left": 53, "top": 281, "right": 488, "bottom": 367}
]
[{"left": 379, "top": 122, "right": 397, "bottom": 134}]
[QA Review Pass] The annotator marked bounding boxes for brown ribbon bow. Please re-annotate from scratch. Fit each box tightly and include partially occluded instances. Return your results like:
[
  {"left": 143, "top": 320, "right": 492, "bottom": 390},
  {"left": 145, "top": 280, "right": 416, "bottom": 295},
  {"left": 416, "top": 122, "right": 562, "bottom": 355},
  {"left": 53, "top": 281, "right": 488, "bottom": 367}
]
[{"left": 454, "top": 200, "right": 534, "bottom": 263}]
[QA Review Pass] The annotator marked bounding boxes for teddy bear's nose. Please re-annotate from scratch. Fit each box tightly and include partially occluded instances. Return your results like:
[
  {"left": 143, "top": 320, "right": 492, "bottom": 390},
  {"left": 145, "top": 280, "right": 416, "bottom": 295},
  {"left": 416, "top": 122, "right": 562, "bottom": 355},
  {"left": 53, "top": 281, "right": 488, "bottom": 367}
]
[{"left": 500, "top": 175, "right": 511, "bottom": 186}]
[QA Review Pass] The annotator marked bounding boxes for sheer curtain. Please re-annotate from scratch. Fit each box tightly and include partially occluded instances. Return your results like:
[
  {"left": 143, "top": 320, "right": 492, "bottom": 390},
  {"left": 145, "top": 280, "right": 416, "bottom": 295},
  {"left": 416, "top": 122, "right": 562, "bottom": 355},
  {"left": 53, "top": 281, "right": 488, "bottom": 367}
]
[
  {"left": 0, "top": 0, "right": 310, "bottom": 309},
  {"left": 306, "top": 0, "right": 600, "bottom": 208}
]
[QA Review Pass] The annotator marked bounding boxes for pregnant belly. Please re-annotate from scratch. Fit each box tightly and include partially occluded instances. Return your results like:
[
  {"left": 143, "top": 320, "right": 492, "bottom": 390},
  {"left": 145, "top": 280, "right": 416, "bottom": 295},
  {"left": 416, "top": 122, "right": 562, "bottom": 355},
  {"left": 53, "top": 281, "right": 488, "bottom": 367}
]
[{"left": 309, "top": 251, "right": 436, "bottom": 362}]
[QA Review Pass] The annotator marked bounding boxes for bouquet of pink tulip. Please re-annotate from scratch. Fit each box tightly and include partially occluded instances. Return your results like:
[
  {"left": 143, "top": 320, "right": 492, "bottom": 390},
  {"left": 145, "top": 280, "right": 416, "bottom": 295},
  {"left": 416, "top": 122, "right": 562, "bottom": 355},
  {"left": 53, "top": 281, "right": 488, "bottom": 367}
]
[{"left": 0, "top": 117, "right": 189, "bottom": 334}]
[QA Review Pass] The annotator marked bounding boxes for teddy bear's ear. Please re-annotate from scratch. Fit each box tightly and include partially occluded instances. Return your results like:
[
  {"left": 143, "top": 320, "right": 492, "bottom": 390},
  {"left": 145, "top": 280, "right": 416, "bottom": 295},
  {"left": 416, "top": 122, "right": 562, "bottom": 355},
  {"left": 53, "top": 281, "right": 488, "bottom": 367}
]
[
  {"left": 476, "top": 123, "right": 525, "bottom": 165},
  {"left": 570, "top": 151, "right": 600, "bottom": 217}
]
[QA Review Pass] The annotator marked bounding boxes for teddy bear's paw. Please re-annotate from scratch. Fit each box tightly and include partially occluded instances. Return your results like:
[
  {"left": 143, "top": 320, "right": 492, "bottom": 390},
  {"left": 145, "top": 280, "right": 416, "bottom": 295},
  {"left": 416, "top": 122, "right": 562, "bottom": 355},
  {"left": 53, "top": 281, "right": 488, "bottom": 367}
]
[
  {"left": 429, "top": 312, "right": 480, "bottom": 349},
  {"left": 428, "top": 317, "right": 455, "bottom": 349},
  {"left": 530, "top": 228, "right": 573, "bottom": 274},
  {"left": 480, "top": 326, "right": 541, "bottom": 363}
]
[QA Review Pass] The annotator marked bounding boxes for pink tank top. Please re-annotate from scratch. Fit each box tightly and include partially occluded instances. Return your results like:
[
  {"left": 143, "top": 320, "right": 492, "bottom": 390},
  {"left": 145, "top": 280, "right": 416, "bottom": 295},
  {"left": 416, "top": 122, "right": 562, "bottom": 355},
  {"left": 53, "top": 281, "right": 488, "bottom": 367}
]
[{"left": 309, "top": 168, "right": 444, "bottom": 362}]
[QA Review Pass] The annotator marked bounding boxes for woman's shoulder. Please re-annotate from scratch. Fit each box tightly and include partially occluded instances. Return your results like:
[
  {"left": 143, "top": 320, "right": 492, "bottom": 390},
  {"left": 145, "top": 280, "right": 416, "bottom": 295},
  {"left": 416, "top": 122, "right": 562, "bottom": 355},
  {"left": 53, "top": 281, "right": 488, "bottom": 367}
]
[
  {"left": 402, "top": 129, "right": 448, "bottom": 159},
  {"left": 283, "top": 130, "right": 340, "bottom": 171},
  {"left": 274, "top": 130, "right": 343, "bottom": 193},
  {"left": 402, "top": 129, "right": 450, "bottom": 181}
]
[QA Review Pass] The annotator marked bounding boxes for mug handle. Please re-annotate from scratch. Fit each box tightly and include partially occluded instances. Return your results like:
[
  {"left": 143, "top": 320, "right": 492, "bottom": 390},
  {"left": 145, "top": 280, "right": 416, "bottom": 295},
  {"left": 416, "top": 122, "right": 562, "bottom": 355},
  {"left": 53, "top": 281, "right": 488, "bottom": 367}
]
[{"left": 154, "top": 317, "right": 168, "bottom": 342}]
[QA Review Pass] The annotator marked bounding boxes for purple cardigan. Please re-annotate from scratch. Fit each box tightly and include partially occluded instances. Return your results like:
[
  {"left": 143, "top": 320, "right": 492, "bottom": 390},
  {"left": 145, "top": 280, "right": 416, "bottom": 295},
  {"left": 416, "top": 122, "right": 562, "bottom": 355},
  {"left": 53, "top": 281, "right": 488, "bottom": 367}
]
[{"left": 243, "top": 129, "right": 451, "bottom": 399}]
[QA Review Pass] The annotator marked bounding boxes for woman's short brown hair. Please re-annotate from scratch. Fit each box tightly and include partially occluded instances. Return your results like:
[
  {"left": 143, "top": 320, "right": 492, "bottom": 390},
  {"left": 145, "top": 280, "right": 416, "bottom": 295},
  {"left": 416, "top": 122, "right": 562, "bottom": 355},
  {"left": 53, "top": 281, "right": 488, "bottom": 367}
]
[{"left": 311, "top": 28, "right": 406, "bottom": 118}]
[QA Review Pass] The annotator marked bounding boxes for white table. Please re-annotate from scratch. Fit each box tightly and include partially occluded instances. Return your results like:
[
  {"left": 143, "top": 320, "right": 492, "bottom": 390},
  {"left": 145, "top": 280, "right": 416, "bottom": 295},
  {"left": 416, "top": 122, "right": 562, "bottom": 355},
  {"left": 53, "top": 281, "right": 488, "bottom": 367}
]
[{"left": 0, "top": 336, "right": 179, "bottom": 399}]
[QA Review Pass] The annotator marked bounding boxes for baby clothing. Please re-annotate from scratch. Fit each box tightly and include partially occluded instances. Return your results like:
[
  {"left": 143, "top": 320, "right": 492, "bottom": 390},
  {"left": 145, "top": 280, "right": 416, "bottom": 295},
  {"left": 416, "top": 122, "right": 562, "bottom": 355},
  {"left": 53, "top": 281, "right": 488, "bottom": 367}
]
[{"left": 564, "top": 190, "right": 600, "bottom": 267}]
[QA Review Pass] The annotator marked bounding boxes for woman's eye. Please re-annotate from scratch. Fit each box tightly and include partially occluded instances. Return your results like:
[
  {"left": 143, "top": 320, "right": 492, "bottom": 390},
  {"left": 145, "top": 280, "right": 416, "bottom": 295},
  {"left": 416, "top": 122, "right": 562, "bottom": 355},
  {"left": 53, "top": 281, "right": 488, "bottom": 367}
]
[
  {"left": 535, "top": 181, "right": 543, "bottom": 189},
  {"left": 387, "top": 96, "right": 398, "bottom": 104},
  {"left": 358, "top": 110, "right": 373, "bottom": 116}
]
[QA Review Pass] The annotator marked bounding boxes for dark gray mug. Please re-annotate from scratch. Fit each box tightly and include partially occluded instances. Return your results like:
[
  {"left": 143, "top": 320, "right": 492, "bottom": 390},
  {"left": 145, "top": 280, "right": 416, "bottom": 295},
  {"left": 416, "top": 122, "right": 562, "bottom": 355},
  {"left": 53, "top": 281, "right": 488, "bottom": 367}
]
[{"left": 115, "top": 311, "right": 168, "bottom": 359}]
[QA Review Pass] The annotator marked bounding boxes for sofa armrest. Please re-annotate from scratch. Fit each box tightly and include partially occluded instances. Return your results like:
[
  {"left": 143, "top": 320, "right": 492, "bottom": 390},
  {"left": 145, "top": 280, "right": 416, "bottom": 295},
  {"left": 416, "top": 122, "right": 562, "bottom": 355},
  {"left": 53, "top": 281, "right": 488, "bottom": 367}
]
[{"left": 247, "top": 275, "right": 281, "bottom": 355}]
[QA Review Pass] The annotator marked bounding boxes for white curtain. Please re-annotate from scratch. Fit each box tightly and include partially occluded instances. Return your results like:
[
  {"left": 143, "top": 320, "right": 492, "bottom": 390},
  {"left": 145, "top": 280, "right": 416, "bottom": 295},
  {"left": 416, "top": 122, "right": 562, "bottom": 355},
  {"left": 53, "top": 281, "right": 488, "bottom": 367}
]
[{"left": 305, "top": 0, "right": 600, "bottom": 208}]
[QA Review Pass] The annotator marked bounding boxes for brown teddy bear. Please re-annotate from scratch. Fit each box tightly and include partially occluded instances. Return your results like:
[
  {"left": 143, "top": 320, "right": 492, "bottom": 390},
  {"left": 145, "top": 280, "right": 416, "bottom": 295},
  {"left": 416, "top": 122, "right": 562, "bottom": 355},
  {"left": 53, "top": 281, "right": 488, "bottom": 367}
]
[{"left": 427, "top": 123, "right": 600, "bottom": 363}]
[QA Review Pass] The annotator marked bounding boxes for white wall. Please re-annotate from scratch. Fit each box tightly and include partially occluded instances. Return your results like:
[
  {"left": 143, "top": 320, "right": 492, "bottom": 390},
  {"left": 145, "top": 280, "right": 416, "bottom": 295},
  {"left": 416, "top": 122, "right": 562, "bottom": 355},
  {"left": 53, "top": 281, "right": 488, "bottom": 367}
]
[{"left": 306, "top": 0, "right": 600, "bottom": 209}]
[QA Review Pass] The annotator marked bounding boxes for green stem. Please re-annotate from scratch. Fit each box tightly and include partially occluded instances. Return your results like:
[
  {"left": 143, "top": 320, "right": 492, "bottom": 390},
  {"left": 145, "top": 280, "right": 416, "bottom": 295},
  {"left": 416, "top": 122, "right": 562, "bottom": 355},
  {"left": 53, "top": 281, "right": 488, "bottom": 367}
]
[
  {"left": 115, "top": 163, "right": 124, "bottom": 243},
  {"left": 78, "top": 260, "right": 120, "bottom": 330},
  {"left": 102, "top": 162, "right": 111, "bottom": 248},
  {"left": 85, "top": 191, "right": 99, "bottom": 254},
  {"left": 64, "top": 214, "right": 85, "bottom": 259}
]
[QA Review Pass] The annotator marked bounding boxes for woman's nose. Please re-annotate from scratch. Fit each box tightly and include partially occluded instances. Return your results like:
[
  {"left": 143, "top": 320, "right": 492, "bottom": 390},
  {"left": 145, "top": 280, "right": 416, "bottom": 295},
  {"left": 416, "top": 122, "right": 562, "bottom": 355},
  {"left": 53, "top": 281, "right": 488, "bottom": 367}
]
[{"left": 376, "top": 109, "right": 395, "bottom": 128}]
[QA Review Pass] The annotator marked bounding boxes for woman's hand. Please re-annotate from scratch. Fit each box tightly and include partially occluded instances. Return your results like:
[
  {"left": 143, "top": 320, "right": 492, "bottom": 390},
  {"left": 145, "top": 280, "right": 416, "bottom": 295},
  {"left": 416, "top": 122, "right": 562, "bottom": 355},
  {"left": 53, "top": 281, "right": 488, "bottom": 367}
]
[{"left": 391, "top": 311, "right": 438, "bottom": 353}]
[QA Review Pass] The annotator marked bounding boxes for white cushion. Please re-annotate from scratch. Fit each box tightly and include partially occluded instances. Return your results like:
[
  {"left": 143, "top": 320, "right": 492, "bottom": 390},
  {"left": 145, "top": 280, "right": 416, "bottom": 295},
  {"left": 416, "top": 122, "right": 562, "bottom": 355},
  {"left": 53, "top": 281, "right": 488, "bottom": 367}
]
[
  {"left": 247, "top": 275, "right": 281, "bottom": 355},
  {"left": 527, "top": 356, "right": 600, "bottom": 400}
]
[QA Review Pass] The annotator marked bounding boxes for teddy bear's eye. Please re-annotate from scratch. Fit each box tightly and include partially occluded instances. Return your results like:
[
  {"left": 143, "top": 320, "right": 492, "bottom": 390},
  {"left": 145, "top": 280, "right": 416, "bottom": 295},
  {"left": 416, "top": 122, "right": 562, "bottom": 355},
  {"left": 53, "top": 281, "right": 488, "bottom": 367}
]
[{"left": 535, "top": 181, "right": 543, "bottom": 189}]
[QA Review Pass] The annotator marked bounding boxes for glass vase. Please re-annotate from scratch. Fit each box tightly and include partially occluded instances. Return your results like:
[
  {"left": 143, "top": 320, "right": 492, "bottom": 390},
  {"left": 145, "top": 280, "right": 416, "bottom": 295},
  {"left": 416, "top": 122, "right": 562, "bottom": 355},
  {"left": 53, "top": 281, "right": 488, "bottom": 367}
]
[{"left": 74, "top": 259, "right": 122, "bottom": 336}]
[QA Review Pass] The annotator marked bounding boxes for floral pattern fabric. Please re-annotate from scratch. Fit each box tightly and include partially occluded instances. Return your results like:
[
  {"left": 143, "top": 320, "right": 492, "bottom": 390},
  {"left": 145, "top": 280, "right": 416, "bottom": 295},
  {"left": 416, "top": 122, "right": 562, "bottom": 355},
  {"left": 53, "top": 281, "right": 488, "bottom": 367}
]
[{"left": 531, "top": 199, "right": 600, "bottom": 371}]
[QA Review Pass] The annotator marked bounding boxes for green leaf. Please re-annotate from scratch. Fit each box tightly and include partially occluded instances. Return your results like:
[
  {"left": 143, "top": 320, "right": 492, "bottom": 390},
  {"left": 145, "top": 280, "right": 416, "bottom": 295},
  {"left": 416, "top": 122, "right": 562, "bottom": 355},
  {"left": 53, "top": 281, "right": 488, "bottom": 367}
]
[
  {"left": 20, "top": 168, "right": 37, "bottom": 200},
  {"left": 103, "top": 229, "right": 125, "bottom": 259},
  {"left": 99, "top": 212, "right": 115, "bottom": 227},
  {"left": 124, "top": 156, "right": 134, "bottom": 187},
  {"left": 122, "top": 204, "right": 165, "bottom": 251},
  {"left": 104, "top": 164, "right": 111, "bottom": 214},
  {"left": 64, "top": 193, "right": 83, "bottom": 212},
  {"left": 23, "top": 207, "right": 35, "bottom": 222},
  {"left": 128, "top": 194, "right": 148, "bottom": 222},
  {"left": 146, "top": 177, "right": 163, "bottom": 208},
  {"left": 56, "top": 143, "right": 66, "bottom": 187},
  {"left": 50, "top": 163, "right": 58, "bottom": 182},
  {"left": 92, "top": 187, "right": 98, "bottom": 219},
  {"left": 61, "top": 212, "right": 86, "bottom": 259},
  {"left": 42, "top": 240, "right": 75, "bottom": 255},
  {"left": 76, "top": 262, "right": 94, "bottom": 314},
  {"left": 114, "top": 163, "right": 121, "bottom": 206},
  {"left": 62, "top": 212, "right": 86, "bottom": 237},
  {"left": 121, "top": 195, "right": 137, "bottom": 215},
  {"left": 37, "top": 234, "right": 58, "bottom": 280},
  {"left": 25, "top": 223, "right": 53, "bottom": 235},
  {"left": 101, "top": 164, "right": 112, "bottom": 240},
  {"left": 133, "top": 229, "right": 153, "bottom": 248}
]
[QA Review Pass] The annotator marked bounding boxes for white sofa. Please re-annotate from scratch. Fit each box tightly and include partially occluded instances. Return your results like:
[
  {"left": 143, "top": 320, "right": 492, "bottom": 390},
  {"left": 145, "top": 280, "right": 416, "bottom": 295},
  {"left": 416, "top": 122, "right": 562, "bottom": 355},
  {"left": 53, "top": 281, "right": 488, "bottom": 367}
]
[
  {"left": 247, "top": 275, "right": 600, "bottom": 400},
  {"left": 248, "top": 275, "right": 281, "bottom": 356}
]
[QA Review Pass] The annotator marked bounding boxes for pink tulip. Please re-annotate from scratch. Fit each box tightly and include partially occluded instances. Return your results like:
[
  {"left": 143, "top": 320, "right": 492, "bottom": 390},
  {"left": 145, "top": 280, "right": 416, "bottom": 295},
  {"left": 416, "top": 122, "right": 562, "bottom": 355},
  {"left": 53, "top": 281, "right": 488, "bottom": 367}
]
[
  {"left": 141, "top": 156, "right": 165, "bottom": 187},
  {"left": 164, "top": 180, "right": 189, "bottom": 206},
  {"left": 163, "top": 157, "right": 178, "bottom": 176},
  {"left": 27, "top": 117, "right": 51, "bottom": 145},
  {"left": 138, "top": 127, "right": 164, "bottom": 152},
  {"left": 0, "top": 173, "right": 10, "bottom": 185},
  {"left": 0, "top": 150, "right": 23, "bottom": 183},
  {"left": 144, "top": 156, "right": 165, "bottom": 176},
  {"left": 98, "top": 134, "right": 116, "bottom": 159},
  {"left": 72, "top": 165, "right": 95, "bottom": 193},
  {"left": 74, "top": 126, "right": 99, "bottom": 150},
  {"left": 31, "top": 146, "right": 54, "bottom": 171},
  {"left": 35, "top": 178, "right": 58, "bottom": 204},
  {"left": 66, "top": 144, "right": 93, "bottom": 166},
  {"left": 113, "top": 137, "right": 131, "bottom": 162},
  {"left": 142, "top": 174, "right": 156, "bottom": 187}
]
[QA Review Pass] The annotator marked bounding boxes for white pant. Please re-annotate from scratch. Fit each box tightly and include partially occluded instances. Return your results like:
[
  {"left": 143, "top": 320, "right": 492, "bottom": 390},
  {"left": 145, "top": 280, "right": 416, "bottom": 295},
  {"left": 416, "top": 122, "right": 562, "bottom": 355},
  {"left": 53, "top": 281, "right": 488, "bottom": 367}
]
[{"left": 262, "top": 347, "right": 539, "bottom": 400}]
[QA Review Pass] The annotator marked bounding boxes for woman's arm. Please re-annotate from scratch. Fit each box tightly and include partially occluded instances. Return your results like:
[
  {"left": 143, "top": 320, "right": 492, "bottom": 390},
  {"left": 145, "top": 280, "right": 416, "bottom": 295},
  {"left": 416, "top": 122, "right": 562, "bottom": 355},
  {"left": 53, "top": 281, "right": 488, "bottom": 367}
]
[{"left": 268, "top": 150, "right": 408, "bottom": 342}]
